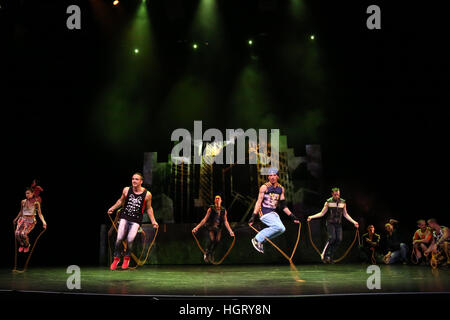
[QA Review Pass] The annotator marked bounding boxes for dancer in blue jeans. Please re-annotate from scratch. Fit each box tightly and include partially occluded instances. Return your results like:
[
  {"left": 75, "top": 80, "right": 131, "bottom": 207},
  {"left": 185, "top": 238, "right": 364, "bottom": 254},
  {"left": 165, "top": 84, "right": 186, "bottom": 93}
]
[
  {"left": 248, "top": 168, "right": 299, "bottom": 253},
  {"left": 382, "top": 222, "right": 408, "bottom": 264}
]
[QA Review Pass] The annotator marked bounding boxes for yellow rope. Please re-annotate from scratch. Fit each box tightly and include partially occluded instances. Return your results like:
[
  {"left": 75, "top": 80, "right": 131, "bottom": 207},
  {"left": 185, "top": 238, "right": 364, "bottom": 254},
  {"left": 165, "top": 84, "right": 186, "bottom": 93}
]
[
  {"left": 307, "top": 220, "right": 360, "bottom": 263},
  {"left": 136, "top": 226, "right": 158, "bottom": 267},
  {"left": 12, "top": 222, "right": 47, "bottom": 273},
  {"left": 192, "top": 231, "right": 235, "bottom": 265},
  {"left": 248, "top": 222, "right": 304, "bottom": 282},
  {"left": 107, "top": 211, "right": 159, "bottom": 268},
  {"left": 248, "top": 224, "right": 291, "bottom": 261},
  {"left": 370, "top": 248, "right": 377, "bottom": 265}
]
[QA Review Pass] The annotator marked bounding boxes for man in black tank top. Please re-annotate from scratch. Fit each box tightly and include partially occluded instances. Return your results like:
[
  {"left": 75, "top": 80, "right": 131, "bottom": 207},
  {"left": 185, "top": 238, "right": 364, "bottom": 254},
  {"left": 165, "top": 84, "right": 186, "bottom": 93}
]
[
  {"left": 307, "top": 187, "right": 359, "bottom": 264},
  {"left": 192, "top": 195, "right": 234, "bottom": 263},
  {"left": 107, "top": 173, "right": 158, "bottom": 270}
]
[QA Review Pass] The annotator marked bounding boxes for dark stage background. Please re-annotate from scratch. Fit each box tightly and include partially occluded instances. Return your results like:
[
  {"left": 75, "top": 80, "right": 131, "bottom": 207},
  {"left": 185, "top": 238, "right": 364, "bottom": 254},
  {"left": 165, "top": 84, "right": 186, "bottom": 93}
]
[{"left": 1, "top": 0, "right": 447, "bottom": 268}]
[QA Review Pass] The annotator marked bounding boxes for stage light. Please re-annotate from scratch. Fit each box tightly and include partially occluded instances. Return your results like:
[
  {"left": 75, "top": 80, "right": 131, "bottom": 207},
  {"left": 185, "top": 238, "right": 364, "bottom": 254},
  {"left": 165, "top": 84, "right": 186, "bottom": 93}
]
[
  {"left": 248, "top": 39, "right": 253, "bottom": 46},
  {"left": 113, "top": 0, "right": 119, "bottom": 6},
  {"left": 310, "top": 34, "right": 315, "bottom": 40},
  {"left": 193, "top": 43, "right": 198, "bottom": 50},
  {"left": 134, "top": 48, "right": 139, "bottom": 54}
]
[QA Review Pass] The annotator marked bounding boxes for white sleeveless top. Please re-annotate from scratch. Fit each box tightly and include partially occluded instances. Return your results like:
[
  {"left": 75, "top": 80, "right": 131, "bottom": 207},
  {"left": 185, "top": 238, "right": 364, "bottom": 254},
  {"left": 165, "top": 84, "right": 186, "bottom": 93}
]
[{"left": 22, "top": 200, "right": 36, "bottom": 217}]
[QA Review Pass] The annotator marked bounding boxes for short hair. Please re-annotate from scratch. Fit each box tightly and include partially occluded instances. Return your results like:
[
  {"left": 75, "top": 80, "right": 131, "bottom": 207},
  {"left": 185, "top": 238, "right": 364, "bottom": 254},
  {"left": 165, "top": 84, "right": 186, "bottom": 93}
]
[
  {"left": 214, "top": 195, "right": 222, "bottom": 200},
  {"left": 367, "top": 224, "right": 374, "bottom": 231},
  {"left": 25, "top": 187, "right": 34, "bottom": 193},
  {"left": 416, "top": 219, "right": 426, "bottom": 225},
  {"left": 132, "top": 172, "right": 144, "bottom": 180},
  {"left": 331, "top": 187, "right": 340, "bottom": 193},
  {"left": 427, "top": 218, "right": 437, "bottom": 225}
]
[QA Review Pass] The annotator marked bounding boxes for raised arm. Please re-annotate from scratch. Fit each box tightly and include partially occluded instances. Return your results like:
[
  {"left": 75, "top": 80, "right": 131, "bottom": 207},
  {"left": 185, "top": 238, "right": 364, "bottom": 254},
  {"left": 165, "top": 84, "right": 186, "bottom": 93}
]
[
  {"left": 107, "top": 187, "right": 128, "bottom": 214},
  {"left": 343, "top": 204, "right": 359, "bottom": 228},
  {"left": 193, "top": 208, "right": 211, "bottom": 233},
  {"left": 223, "top": 210, "right": 235, "bottom": 236},
  {"left": 145, "top": 191, "right": 158, "bottom": 228},
  {"left": 35, "top": 201, "right": 47, "bottom": 228},
  {"left": 307, "top": 202, "right": 328, "bottom": 221}
]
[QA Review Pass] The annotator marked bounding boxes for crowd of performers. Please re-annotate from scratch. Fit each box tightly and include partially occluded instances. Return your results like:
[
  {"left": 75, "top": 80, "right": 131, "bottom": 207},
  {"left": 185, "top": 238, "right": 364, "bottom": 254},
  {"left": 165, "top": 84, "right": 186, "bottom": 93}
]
[
  {"left": 358, "top": 218, "right": 449, "bottom": 267},
  {"left": 13, "top": 173, "right": 449, "bottom": 270}
]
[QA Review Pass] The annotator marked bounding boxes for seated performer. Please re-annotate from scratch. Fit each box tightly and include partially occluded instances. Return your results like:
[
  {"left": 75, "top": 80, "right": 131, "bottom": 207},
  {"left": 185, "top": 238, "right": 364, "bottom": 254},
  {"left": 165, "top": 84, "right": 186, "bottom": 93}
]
[
  {"left": 307, "top": 187, "right": 359, "bottom": 264},
  {"left": 248, "top": 167, "right": 299, "bottom": 254},
  {"left": 359, "top": 224, "right": 381, "bottom": 264},
  {"left": 192, "top": 195, "right": 234, "bottom": 263},
  {"left": 107, "top": 173, "right": 158, "bottom": 270},
  {"left": 424, "top": 219, "right": 450, "bottom": 267},
  {"left": 382, "top": 222, "right": 408, "bottom": 264},
  {"left": 412, "top": 219, "right": 432, "bottom": 265},
  {"left": 13, "top": 188, "right": 47, "bottom": 252}
]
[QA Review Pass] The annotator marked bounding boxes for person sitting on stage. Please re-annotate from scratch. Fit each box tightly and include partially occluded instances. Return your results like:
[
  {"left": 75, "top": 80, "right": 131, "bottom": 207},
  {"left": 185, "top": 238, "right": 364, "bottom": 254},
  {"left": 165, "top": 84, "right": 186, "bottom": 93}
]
[
  {"left": 382, "top": 222, "right": 408, "bottom": 264},
  {"left": 13, "top": 188, "right": 47, "bottom": 252},
  {"left": 248, "top": 167, "right": 299, "bottom": 254},
  {"left": 412, "top": 219, "right": 432, "bottom": 265},
  {"left": 359, "top": 224, "right": 381, "bottom": 264},
  {"left": 307, "top": 187, "right": 359, "bottom": 264},
  {"left": 192, "top": 195, "right": 234, "bottom": 263},
  {"left": 424, "top": 219, "right": 450, "bottom": 267},
  {"left": 107, "top": 173, "right": 158, "bottom": 270}
]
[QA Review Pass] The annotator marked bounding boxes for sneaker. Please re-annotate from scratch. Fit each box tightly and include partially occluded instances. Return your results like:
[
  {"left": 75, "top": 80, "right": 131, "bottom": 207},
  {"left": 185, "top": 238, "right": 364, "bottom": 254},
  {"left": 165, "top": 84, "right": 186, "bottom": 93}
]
[
  {"left": 323, "top": 256, "right": 331, "bottom": 264},
  {"left": 204, "top": 251, "right": 210, "bottom": 263},
  {"left": 383, "top": 252, "right": 391, "bottom": 264},
  {"left": 122, "top": 256, "right": 131, "bottom": 269},
  {"left": 251, "top": 238, "right": 264, "bottom": 253},
  {"left": 18, "top": 247, "right": 24, "bottom": 253},
  {"left": 110, "top": 257, "right": 120, "bottom": 270},
  {"left": 23, "top": 245, "right": 30, "bottom": 253}
]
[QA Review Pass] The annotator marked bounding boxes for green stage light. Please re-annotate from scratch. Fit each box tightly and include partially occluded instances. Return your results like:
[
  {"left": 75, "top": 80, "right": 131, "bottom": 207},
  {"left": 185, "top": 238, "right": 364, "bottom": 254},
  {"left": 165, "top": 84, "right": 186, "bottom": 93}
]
[
  {"left": 134, "top": 48, "right": 139, "bottom": 54},
  {"left": 310, "top": 35, "right": 315, "bottom": 40},
  {"left": 193, "top": 43, "right": 198, "bottom": 50},
  {"left": 248, "top": 40, "right": 253, "bottom": 46}
]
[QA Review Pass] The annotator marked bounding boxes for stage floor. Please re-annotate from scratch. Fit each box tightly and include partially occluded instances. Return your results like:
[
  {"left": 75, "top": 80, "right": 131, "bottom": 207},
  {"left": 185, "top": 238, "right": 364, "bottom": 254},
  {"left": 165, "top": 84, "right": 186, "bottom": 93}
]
[{"left": 1, "top": 264, "right": 449, "bottom": 297}]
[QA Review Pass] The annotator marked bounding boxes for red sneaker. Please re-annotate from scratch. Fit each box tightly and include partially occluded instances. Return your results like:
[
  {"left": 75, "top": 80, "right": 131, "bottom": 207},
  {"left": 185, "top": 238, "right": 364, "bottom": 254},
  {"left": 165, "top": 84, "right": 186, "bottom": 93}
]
[
  {"left": 23, "top": 245, "right": 30, "bottom": 253},
  {"left": 122, "top": 256, "right": 130, "bottom": 269},
  {"left": 18, "top": 247, "right": 24, "bottom": 253},
  {"left": 110, "top": 257, "right": 120, "bottom": 270}
]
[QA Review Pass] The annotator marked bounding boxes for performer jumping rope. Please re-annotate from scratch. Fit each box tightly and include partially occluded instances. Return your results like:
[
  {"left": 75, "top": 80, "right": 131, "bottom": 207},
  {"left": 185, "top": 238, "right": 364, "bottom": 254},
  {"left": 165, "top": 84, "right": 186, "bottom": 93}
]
[
  {"left": 307, "top": 187, "right": 359, "bottom": 264},
  {"left": 13, "top": 188, "right": 47, "bottom": 253},
  {"left": 107, "top": 173, "right": 158, "bottom": 270},
  {"left": 248, "top": 167, "right": 299, "bottom": 254},
  {"left": 192, "top": 195, "right": 234, "bottom": 263}
]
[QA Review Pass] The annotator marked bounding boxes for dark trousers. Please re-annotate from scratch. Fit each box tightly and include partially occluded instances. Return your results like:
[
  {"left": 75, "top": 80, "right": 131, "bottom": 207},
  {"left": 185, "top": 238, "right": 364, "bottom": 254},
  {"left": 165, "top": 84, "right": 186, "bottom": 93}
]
[{"left": 324, "top": 222, "right": 343, "bottom": 259}]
